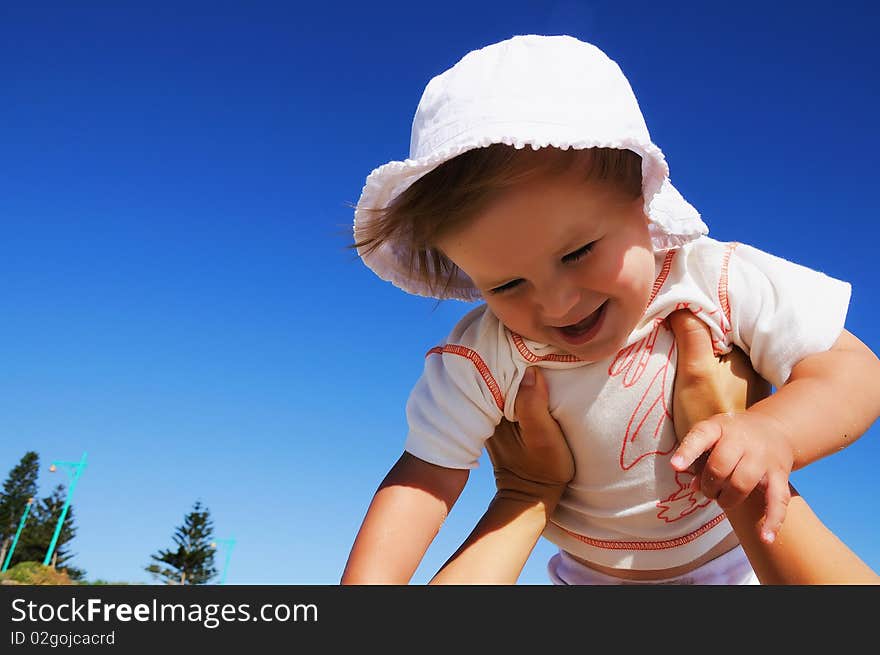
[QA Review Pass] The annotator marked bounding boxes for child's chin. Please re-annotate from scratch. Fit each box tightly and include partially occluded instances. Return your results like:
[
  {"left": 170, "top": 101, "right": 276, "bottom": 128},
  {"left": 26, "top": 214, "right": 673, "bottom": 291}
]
[{"left": 561, "top": 333, "right": 628, "bottom": 362}]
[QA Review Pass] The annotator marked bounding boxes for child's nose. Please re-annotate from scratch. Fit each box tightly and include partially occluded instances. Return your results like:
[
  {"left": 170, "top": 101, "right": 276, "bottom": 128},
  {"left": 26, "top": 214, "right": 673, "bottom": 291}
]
[{"left": 538, "top": 283, "right": 581, "bottom": 323}]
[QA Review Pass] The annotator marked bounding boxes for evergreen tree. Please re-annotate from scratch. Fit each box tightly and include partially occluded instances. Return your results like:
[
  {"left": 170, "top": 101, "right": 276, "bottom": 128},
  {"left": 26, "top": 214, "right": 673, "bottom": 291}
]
[
  {"left": 13, "top": 484, "right": 85, "bottom": 580},
  {"left": 146, "top": 501, "right": 217, "bottom": 585},
  {"left": 0, "top": 452, "right": 40, "bottom": 568}
]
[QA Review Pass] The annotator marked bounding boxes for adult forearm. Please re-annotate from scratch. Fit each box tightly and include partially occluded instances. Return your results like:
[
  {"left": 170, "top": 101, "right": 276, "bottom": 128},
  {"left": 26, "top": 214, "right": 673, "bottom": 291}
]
[
  {"left": 430, "top": 492, "right": 557, "bottom": 585},
  {"left": 433, "top": 370, "right": 575, "bottom": 585},
  {"left": 725, "top": 485, "right": 879, "bottom": 584}
]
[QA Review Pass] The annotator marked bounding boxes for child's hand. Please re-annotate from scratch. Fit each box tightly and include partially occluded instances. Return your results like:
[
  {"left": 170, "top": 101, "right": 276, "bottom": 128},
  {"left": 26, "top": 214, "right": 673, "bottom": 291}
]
[{"left": 671, "top": 411, "right": 794, "bottom": 544}]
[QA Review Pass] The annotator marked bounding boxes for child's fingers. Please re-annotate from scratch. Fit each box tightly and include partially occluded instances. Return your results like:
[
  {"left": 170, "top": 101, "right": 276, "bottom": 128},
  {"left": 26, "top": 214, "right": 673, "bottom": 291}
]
[
  {"left": 687, "top": 452, "right": 710, "bottom": 489},
  {"left": 760, "top": 472, "right": 792, "bottom": 544},
  {"left": 714, "top": 455, "right": 763, "bottom": 508},
  {"left": 700, "top": 440, "right": 745, "bottom": 501},
  {"left": 671, "top": 418, "right": 724, "bottom": 471}
]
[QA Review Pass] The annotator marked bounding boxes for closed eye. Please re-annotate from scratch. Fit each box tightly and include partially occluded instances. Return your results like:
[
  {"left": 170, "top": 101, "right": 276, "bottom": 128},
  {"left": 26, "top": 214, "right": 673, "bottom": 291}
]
[
  {"left": 562, "top": 241, "right": 595, "bottom": 264},
  {"left": 488, "top": 278, "right": 524, "bottom": 295}
]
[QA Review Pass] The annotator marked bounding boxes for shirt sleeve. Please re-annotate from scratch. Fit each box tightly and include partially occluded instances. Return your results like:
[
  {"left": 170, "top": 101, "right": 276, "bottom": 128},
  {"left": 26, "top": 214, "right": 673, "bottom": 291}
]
[
  {"left": 404, "top": 309, "right": 508, "bottom": 469},
  {"left": 726, "top": 243, "right": 852, "bottom": 388}
]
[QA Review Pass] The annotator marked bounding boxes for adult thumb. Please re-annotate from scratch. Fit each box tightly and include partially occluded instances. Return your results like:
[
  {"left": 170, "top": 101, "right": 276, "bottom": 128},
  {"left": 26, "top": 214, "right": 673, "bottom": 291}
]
[
  {"left": 514, "top": 367, "right": 556, "bottom": 438},
  {"left": 667, "top": 309, "right": 717, "bottom": 375}
]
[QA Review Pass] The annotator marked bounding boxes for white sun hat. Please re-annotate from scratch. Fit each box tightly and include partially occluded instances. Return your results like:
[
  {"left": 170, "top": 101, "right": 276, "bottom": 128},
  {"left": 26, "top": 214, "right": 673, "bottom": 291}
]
[{"left": 354, "top": 34, "right": 708, "bottom": 301}]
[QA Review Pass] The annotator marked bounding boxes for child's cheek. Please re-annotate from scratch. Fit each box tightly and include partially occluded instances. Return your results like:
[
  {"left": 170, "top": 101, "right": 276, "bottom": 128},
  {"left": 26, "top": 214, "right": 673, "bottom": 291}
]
[
  {"left": 618, "top": 247, "right": 656, "bottom": 301},
  {"left": 486, "top": 299, "right": 532, "bottom": 337}
]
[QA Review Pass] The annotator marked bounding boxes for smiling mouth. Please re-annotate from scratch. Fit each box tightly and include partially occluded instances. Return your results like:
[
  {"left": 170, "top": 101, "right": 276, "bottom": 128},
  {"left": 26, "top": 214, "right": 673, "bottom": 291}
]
[{"left": 554, "top": 302, "right": 607, "bottom": 344}]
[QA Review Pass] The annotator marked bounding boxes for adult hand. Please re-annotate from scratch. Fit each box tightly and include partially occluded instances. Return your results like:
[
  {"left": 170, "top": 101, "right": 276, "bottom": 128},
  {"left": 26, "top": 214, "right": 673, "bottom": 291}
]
[
  {"left": 486, "top": 367, "right": 575, "bottom": 510},
  {"left": 668, "top": 309, "right": 770, "bottom": 440},
  {"left": 429, "top": 367, "right": 575, "bottom": 584},
  {"left": 486, "top": 310, "right": 771, "bottom": 510}
]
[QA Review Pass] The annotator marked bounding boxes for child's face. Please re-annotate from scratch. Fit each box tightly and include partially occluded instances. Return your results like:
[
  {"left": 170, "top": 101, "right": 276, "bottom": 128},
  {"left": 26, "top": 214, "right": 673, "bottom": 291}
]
[{"left": 437, "top": 168, "right": 655, "bottom": 361}]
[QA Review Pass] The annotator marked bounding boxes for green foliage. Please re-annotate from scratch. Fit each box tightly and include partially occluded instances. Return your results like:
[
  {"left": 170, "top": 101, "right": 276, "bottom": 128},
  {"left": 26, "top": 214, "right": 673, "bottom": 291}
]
[
  {"left": 10, "top": 484, "right": 84, "bottom": 580},
  {"left": 146, "top": 501, "right": 217, "bottom": 585},
  {"left": 0, "top": 452, "right": 40, "bottom": 567},
  {"left": 0, "top": 453, "right": 85, "bottom": 580}
]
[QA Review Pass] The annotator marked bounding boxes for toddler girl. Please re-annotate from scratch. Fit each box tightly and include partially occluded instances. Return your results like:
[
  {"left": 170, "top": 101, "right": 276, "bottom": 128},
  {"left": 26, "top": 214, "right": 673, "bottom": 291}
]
[{"left": 342, "top": 35, "right": 880, "bottom": 584}]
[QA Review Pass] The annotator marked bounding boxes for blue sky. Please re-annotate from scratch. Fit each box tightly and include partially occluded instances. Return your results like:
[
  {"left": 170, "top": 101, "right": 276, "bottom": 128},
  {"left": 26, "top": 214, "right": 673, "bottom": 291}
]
[{"left": 2, "top": 1, "right": 878, "bottom": 585}]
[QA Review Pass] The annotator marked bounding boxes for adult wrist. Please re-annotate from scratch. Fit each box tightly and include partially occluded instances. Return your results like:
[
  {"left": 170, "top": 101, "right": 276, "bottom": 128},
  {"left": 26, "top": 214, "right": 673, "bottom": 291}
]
[{"left": 495, "top": 480, "right": 566, "bottom": 516}]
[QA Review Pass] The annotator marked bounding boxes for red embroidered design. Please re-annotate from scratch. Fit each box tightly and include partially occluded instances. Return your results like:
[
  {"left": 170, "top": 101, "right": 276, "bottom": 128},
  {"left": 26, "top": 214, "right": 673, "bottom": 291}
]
[
  {"left": 604, "top": 251, "right": 706, "bottom": 523},
  {"left": 425, "top": 345, "right": 505, "bottom": 411},
  {"left": 609, "top": 319, "right": 676, "bottom": 471},
  {"left": 656, "top": 471, "right": 713, "bottom": 522},
  {"left": 551, "top": 513, "right": 726, "bottom": 551}
]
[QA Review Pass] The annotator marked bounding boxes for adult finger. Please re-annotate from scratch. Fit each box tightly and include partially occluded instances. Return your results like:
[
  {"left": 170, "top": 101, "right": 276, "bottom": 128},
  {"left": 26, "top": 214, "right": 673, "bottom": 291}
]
[
  {"left": 667, "top": 309, "right": 717, "bottom": 378},
  {"left": 513, "top": 367, "right": 562, "bottom": 449},
  {"left": 484, "top": 419, "right": 522, "bottom": 467}
]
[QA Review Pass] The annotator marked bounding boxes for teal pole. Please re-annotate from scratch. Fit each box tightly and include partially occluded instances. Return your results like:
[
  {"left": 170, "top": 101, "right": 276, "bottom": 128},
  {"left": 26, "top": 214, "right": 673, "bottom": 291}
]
[
  {"left": 43, "top": 452, "right": 87, "bottom": 567},
  {"left": 211, "top": 537, "right": 236, "bottom": 584},
  {"left": 1, "top": 498, "right": 34, "bottom": 573}
]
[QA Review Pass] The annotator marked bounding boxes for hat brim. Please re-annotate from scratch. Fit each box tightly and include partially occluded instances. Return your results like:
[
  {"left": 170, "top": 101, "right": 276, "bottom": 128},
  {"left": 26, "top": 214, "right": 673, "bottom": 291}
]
[{"left": 354, "top": 132, "right": 699, "bottom": 301}]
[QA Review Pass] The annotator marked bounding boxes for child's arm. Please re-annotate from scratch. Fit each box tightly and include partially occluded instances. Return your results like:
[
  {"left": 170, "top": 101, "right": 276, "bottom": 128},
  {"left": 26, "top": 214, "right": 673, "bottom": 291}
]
[
  {"left": 747, "top": 329, "right": 880, "bottom": 468},
  {"left": 341, "top": 451, "right": 468, "bottom": 584},
  {"left": 669, "top": 309, "right": 879, "bottom": 584},
  {"left": 343, "top": 310, "right": 506, "bottom": 584},
  {"left": 672, "top": 326, "right": 880, "bottom": 543}
]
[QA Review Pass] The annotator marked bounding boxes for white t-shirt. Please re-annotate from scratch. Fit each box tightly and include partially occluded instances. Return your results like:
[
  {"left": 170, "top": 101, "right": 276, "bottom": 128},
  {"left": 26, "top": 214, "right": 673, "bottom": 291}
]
[{"left": 404, "top": 237, "right": 851, "bottom": 570}]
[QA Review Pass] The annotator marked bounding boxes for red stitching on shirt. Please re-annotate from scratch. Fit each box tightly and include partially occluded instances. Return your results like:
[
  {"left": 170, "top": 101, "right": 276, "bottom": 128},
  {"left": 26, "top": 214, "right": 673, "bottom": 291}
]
[
  {"left": 510, "top": 333, "right": 581, "bottom": 363},
  {"left": 426, "top": 345, "right": 505, "bottom": 412},
  {"left": 718, "top": 242, "right": 739, "bottom": 327},
  {"left": 551, "top": 512, "right": 726, "bottom": 551},
  {"left": 650, "top": 250, "right": 677, "bottom": 306}
]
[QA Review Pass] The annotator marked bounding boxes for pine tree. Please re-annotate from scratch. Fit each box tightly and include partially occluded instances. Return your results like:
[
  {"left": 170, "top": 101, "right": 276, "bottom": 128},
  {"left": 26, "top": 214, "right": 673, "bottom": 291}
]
[
  {"left": 13, "top": 484, "right": 85, "bottom": 580},
  {"left": 146, "top": 501, "right": 217, "bottom": 585},
  {"left": 0, "top": 452, "right": 40, "bottom": 568}
]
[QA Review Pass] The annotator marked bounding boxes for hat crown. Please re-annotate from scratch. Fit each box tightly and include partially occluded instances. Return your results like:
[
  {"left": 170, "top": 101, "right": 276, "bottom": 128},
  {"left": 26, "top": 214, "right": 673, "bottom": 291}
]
[{"left": 410, "top": 34, "right": 652, "bottom": 160}]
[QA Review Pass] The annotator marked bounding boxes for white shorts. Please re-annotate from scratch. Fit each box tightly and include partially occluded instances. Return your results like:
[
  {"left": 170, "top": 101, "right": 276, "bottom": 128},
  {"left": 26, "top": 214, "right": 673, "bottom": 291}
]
[{"left": 547, "top": 545, "right": 759, "bottom": 585}]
